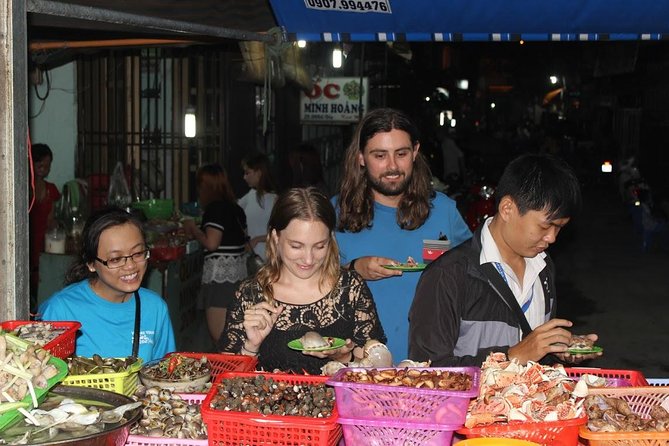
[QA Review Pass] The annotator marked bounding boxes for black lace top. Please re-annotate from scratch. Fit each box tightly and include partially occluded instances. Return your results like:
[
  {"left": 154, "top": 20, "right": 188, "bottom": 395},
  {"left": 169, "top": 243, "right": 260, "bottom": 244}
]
[{"left": 218, "top": 269, "right": 386, "bottom": 374}]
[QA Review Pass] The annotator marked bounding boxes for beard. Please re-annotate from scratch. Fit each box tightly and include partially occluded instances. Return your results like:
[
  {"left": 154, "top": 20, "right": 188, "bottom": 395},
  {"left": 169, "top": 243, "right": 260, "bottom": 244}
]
[{"left": 367, "top": 169, "right": 412, "bottom": 196}]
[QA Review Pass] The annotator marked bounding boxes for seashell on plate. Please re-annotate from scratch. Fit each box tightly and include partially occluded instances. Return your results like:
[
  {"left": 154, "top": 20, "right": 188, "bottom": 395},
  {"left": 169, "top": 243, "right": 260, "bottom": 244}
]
[
  {"left": 300, "top": 331, "right": 330, "bottom": 350},
  {"left": 363, "top": 339, "right": 393, "bottom": 368}
]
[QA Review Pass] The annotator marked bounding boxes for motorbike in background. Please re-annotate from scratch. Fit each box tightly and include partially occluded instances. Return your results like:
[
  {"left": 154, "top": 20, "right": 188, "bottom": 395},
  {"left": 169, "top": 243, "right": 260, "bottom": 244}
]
[{"left": 463, "top": 181, "right": 496, "bottom": 232}]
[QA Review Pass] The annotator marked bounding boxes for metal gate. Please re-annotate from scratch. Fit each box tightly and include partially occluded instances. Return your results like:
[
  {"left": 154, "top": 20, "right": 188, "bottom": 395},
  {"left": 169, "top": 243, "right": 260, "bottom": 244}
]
[{"left": 76, "top": 46, "right": 231, "bottom": 210}]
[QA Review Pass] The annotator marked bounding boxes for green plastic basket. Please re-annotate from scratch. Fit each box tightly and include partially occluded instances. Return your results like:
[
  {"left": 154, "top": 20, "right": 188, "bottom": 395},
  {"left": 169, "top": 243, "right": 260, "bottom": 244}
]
[{"left": 132, "top": 199, "right": 174, "bottom": 220}]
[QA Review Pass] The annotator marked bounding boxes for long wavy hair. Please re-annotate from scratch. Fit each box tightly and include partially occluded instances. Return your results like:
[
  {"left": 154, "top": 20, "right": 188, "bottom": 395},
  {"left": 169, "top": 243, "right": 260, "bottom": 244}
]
[
  {"left": 65, "top": 207, "right": 146, "bottom": 285},
  {"left": 257, "top": 187, "right": 341, "bottom": 303},
  {"left": 197, "top": 163, "right": 236, "bottom": 205},
  {"left": 336, "top": 108, "right": 434, "bottom": 232},
  {"left": 241, "top": 153, "right": 276, "bottom": 207}
]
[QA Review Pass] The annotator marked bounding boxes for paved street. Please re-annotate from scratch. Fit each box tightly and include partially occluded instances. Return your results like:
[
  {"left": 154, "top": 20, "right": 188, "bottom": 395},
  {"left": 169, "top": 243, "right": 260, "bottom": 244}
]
[{"left": 552, "top": 176, "right": 669, "bottom": 379}]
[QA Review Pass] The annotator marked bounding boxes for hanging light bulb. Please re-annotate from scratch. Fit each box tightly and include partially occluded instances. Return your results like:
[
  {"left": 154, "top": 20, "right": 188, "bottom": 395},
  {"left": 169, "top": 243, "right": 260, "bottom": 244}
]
[
  {"left": 332, "top": 47, "right": 343, "bottom": 69},
  {"left": 184, "top": 106, "right": 196, "bottom": 138},
  {"left": 297, "top": 40, "right": 307, "bottom": 48}
]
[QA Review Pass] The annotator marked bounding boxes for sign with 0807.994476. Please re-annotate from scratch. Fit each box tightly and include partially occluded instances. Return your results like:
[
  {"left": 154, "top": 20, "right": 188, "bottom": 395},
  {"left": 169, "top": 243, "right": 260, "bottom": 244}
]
[{"left": 304, "top": 0, "right": 392, "bottom": 14}]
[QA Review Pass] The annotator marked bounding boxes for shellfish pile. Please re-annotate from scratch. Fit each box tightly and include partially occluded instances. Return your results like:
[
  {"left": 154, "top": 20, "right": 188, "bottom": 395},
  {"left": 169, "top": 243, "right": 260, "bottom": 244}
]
[
  {"left": 9, "top": 323, "right": 66, "bottom": 347},
  {"left": 67, "top": 355, "right": 139, "bottom": 375},
  {"left": 130, "top": 386, "right": 207, "bottom": 439},
  {"left": 465, "top": 352, "right": 588, "bottom": 428},
  {"left": 209, "top": 375, "right": 335, "bottom": 418},
  {"left": 340, "top": 368, "right": 473, "bottom": 391},
  {"left": 320, "top": 339, "right": 395, "bottom": 375},
  {"left": 586, "top": 394, "right": 669, "bottom": 432}
]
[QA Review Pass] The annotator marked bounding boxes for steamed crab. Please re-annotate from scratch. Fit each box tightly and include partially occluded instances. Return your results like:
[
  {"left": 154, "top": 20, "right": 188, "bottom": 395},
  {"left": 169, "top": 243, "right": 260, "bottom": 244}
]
[{"left": 465, "top": 352, "right": 589, "bottom": 428}]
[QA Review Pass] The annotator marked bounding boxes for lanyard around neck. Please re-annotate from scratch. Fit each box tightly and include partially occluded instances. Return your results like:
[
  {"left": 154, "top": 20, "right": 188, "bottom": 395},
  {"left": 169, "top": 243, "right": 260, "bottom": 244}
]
[
  {"left": 132, "top": 290, "right": 141, "bottom": 358},
  {"left": 493, "top": 262, "right": 534, "bottom": 313}
]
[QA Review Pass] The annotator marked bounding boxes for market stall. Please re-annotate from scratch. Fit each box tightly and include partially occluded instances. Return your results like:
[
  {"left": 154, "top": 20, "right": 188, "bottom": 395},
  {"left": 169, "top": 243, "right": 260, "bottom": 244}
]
[{"left": 1, "top": 323, "right": 668, "bottom": 446}]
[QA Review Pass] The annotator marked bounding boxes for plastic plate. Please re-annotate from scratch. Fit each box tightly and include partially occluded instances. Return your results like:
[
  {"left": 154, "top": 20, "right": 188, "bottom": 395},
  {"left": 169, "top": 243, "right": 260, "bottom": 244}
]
[
  {"left": 566, "top": 346, "right": 604, "bottom": 354},
  {"left": 382, "top": 263, "right": 427, "bottom": 271},
  {"left": 287, "top": 337, "right": 346, "bottom": 352}
]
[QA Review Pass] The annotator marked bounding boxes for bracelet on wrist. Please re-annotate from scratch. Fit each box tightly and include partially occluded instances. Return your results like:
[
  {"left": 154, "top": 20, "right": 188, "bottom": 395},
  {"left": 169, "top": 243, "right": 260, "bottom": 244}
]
[{"left": 242, "top": 343, "right": 259, "bottom": 355}]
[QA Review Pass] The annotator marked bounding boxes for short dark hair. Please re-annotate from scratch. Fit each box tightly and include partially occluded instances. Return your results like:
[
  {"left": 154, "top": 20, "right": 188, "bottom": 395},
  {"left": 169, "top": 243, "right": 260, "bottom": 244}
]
[
  {"left": 495, "top": 153, "right": 582, "bottom": 220},
  {"left": 65, "top": 207, "right": 145, "bottom": 284},
  {"left": 31, "top": 143, "right": 53, "bottom": 163}
]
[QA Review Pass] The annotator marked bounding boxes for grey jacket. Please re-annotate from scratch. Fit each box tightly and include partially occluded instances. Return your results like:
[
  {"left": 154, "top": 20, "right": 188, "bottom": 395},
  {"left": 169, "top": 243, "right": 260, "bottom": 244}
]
[{"left": 408, "top": 226, "right": 557, "bottom": 366}]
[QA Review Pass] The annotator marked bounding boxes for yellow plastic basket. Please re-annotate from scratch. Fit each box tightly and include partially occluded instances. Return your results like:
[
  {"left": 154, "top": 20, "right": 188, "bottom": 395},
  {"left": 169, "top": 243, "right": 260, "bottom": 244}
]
[{"left": 62, "top": 358, "right": 143, "bottom": 396}]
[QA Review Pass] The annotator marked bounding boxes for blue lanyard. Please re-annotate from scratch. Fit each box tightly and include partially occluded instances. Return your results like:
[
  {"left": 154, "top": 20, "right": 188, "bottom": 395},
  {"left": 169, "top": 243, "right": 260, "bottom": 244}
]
[{"left": 493, "top": 262, "right": 534, "bottom": 313}]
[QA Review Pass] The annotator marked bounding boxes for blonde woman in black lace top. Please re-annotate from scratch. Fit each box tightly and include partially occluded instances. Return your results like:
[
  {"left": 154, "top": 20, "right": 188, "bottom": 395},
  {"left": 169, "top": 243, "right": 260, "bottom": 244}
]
[{"left": 219, "top": 187, "right": 386, "bottom": 374}]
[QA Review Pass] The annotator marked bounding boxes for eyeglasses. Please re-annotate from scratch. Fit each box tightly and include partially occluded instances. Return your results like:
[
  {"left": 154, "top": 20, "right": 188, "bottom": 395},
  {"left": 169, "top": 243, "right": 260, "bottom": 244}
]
[{"left": 95, "top": 249, "right": 150, "bottom": 269}]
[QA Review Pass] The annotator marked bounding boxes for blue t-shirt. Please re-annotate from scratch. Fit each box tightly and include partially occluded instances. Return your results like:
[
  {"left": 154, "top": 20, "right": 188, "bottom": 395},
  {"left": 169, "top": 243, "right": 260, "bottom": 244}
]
[
  {"left": 39, "top": 280, "right": 176, "bottom": 362},
  {"left": 334, "top": 192, "right": 472, "bottom": 361}
]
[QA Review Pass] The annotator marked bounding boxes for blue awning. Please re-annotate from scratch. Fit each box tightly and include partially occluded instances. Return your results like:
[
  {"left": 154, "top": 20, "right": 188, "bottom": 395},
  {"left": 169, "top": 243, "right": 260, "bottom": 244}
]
[{"left": 269, "top": 0, "right": 669, "bottom": 42}]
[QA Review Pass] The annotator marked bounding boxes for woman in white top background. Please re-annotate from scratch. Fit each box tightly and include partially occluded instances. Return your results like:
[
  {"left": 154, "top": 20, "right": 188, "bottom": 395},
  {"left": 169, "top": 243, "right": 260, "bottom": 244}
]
[{"left": 238, "top": 153, "right": 277, "bottom": 261}]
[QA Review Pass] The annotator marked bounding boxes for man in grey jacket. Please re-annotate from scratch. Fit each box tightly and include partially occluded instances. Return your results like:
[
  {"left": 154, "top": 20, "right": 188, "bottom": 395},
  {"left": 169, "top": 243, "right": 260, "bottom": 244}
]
[{"left": 409, "top": 153, "right": 601, "bottom": 366}]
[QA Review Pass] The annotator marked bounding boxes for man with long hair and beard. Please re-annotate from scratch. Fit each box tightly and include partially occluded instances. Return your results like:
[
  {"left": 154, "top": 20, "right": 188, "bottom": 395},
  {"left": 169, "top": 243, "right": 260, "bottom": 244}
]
[{"left": 334, "top": 108, "right": 472, "bottom": 361}]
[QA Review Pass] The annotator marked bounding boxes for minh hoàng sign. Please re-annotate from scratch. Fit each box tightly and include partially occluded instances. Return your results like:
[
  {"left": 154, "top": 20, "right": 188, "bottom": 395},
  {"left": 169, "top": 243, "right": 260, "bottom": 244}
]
[{"left": 300, "top": 77, "right": 369, "bottom": 123}]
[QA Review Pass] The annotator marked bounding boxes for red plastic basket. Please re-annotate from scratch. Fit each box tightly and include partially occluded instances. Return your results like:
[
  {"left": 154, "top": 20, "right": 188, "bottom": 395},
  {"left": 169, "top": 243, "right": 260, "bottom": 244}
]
[
  {"left": 579, "top": 386, "right": 669, "bottom": 446},
  {"left": 126, "top": 393, "right": 207, "bottom": 446},
  {"left": 326, "top": 366, "right": 480, "bottom": 425},
  {"left": 202, "top": 372, "right": 341, "bottom": 446},
  {"left": 458, "top": 416, "right": 587, "bottom": 446},
  {"left": 0, "top": 320, "right": 80, "bottom": 359},
  {"left": 565, "top": 367, "right": 648, "bottom": 387},
  {"left": 164, "top": 352, "right": 257, "bottom": 380},
  {"left": 339, "top": 416, "right": 459, "bottom": 446}
]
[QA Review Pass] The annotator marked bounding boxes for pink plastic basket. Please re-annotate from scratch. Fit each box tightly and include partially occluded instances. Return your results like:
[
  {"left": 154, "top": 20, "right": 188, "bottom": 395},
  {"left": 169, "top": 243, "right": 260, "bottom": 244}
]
[
  {"left": 326, "top": 366, "right": 480, "bottom": 425},
  {"left": 125, "top": 393, "right": 207, "bottom": 446},
  {"left": 339, "top": 416, "right": 459, "bottom": 446}
]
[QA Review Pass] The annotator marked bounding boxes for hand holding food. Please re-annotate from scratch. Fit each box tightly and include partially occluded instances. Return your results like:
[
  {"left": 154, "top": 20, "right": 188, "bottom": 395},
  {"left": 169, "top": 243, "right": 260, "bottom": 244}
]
[
  {"left": 556, "top": 333, "right": 603, "bottom": 363},
  {"left": 242, "top": 302, "right": 283, "bottom": 352},
  {"left": 508, "top": 318, "right": 574, "bottom": 364},
  {"left": 352, "top": 256, "right": 402, "bottom": 280}
]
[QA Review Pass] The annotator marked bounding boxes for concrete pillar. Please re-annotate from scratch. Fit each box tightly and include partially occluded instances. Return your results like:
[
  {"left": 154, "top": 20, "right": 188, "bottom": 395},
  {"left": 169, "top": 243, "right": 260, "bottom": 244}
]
[{"left": 0, "top": 0, "right": 30, "bottom": 320}]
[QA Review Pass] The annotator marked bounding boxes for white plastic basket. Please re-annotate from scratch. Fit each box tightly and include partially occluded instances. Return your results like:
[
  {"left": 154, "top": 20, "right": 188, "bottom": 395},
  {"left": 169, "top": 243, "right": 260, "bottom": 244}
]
[{"left": 647, "top": 378, "right": 669, "bottom": 386}]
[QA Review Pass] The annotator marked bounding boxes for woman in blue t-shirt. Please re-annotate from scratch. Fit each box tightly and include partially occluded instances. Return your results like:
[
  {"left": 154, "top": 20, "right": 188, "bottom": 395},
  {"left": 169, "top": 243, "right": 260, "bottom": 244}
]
[{"left": 39, "top": 208, "right": 176, "bottom": 362}]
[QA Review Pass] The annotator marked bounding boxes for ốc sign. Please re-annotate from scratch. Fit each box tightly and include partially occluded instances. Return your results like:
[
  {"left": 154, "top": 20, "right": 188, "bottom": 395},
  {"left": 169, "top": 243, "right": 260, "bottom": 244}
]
[{"left": 300, "top": 77, "right": 369, "bottom": 123}]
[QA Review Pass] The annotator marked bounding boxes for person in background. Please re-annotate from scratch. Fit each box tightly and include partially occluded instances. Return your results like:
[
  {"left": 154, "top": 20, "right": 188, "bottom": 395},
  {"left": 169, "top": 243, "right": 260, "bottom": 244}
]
[
  {"left": 238, "top": 153, "right": 277, "bottom": 261},
  {"left": 288, "top": 143, "right": 329, "bottom": 197},
  {"left": 183, "top": 163, "right": 247, "bottom": 344},
  {"left": 333, "top": 108, "right": 472, "bottom": 361},
  {"left": 29, "top": 143, "right": 61, "bottom": 309},
  {"left": 39, "top": 207, "right": 175, "bottom": 362},
  {"left": 439, "top": 129, "right": 465, "bottom": 184},
  {"left": 409, "top": 153, "right": 601, "bottom": 366},
  {"left": 219, "top": 187, "right": 385, "bottom": 374}
]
